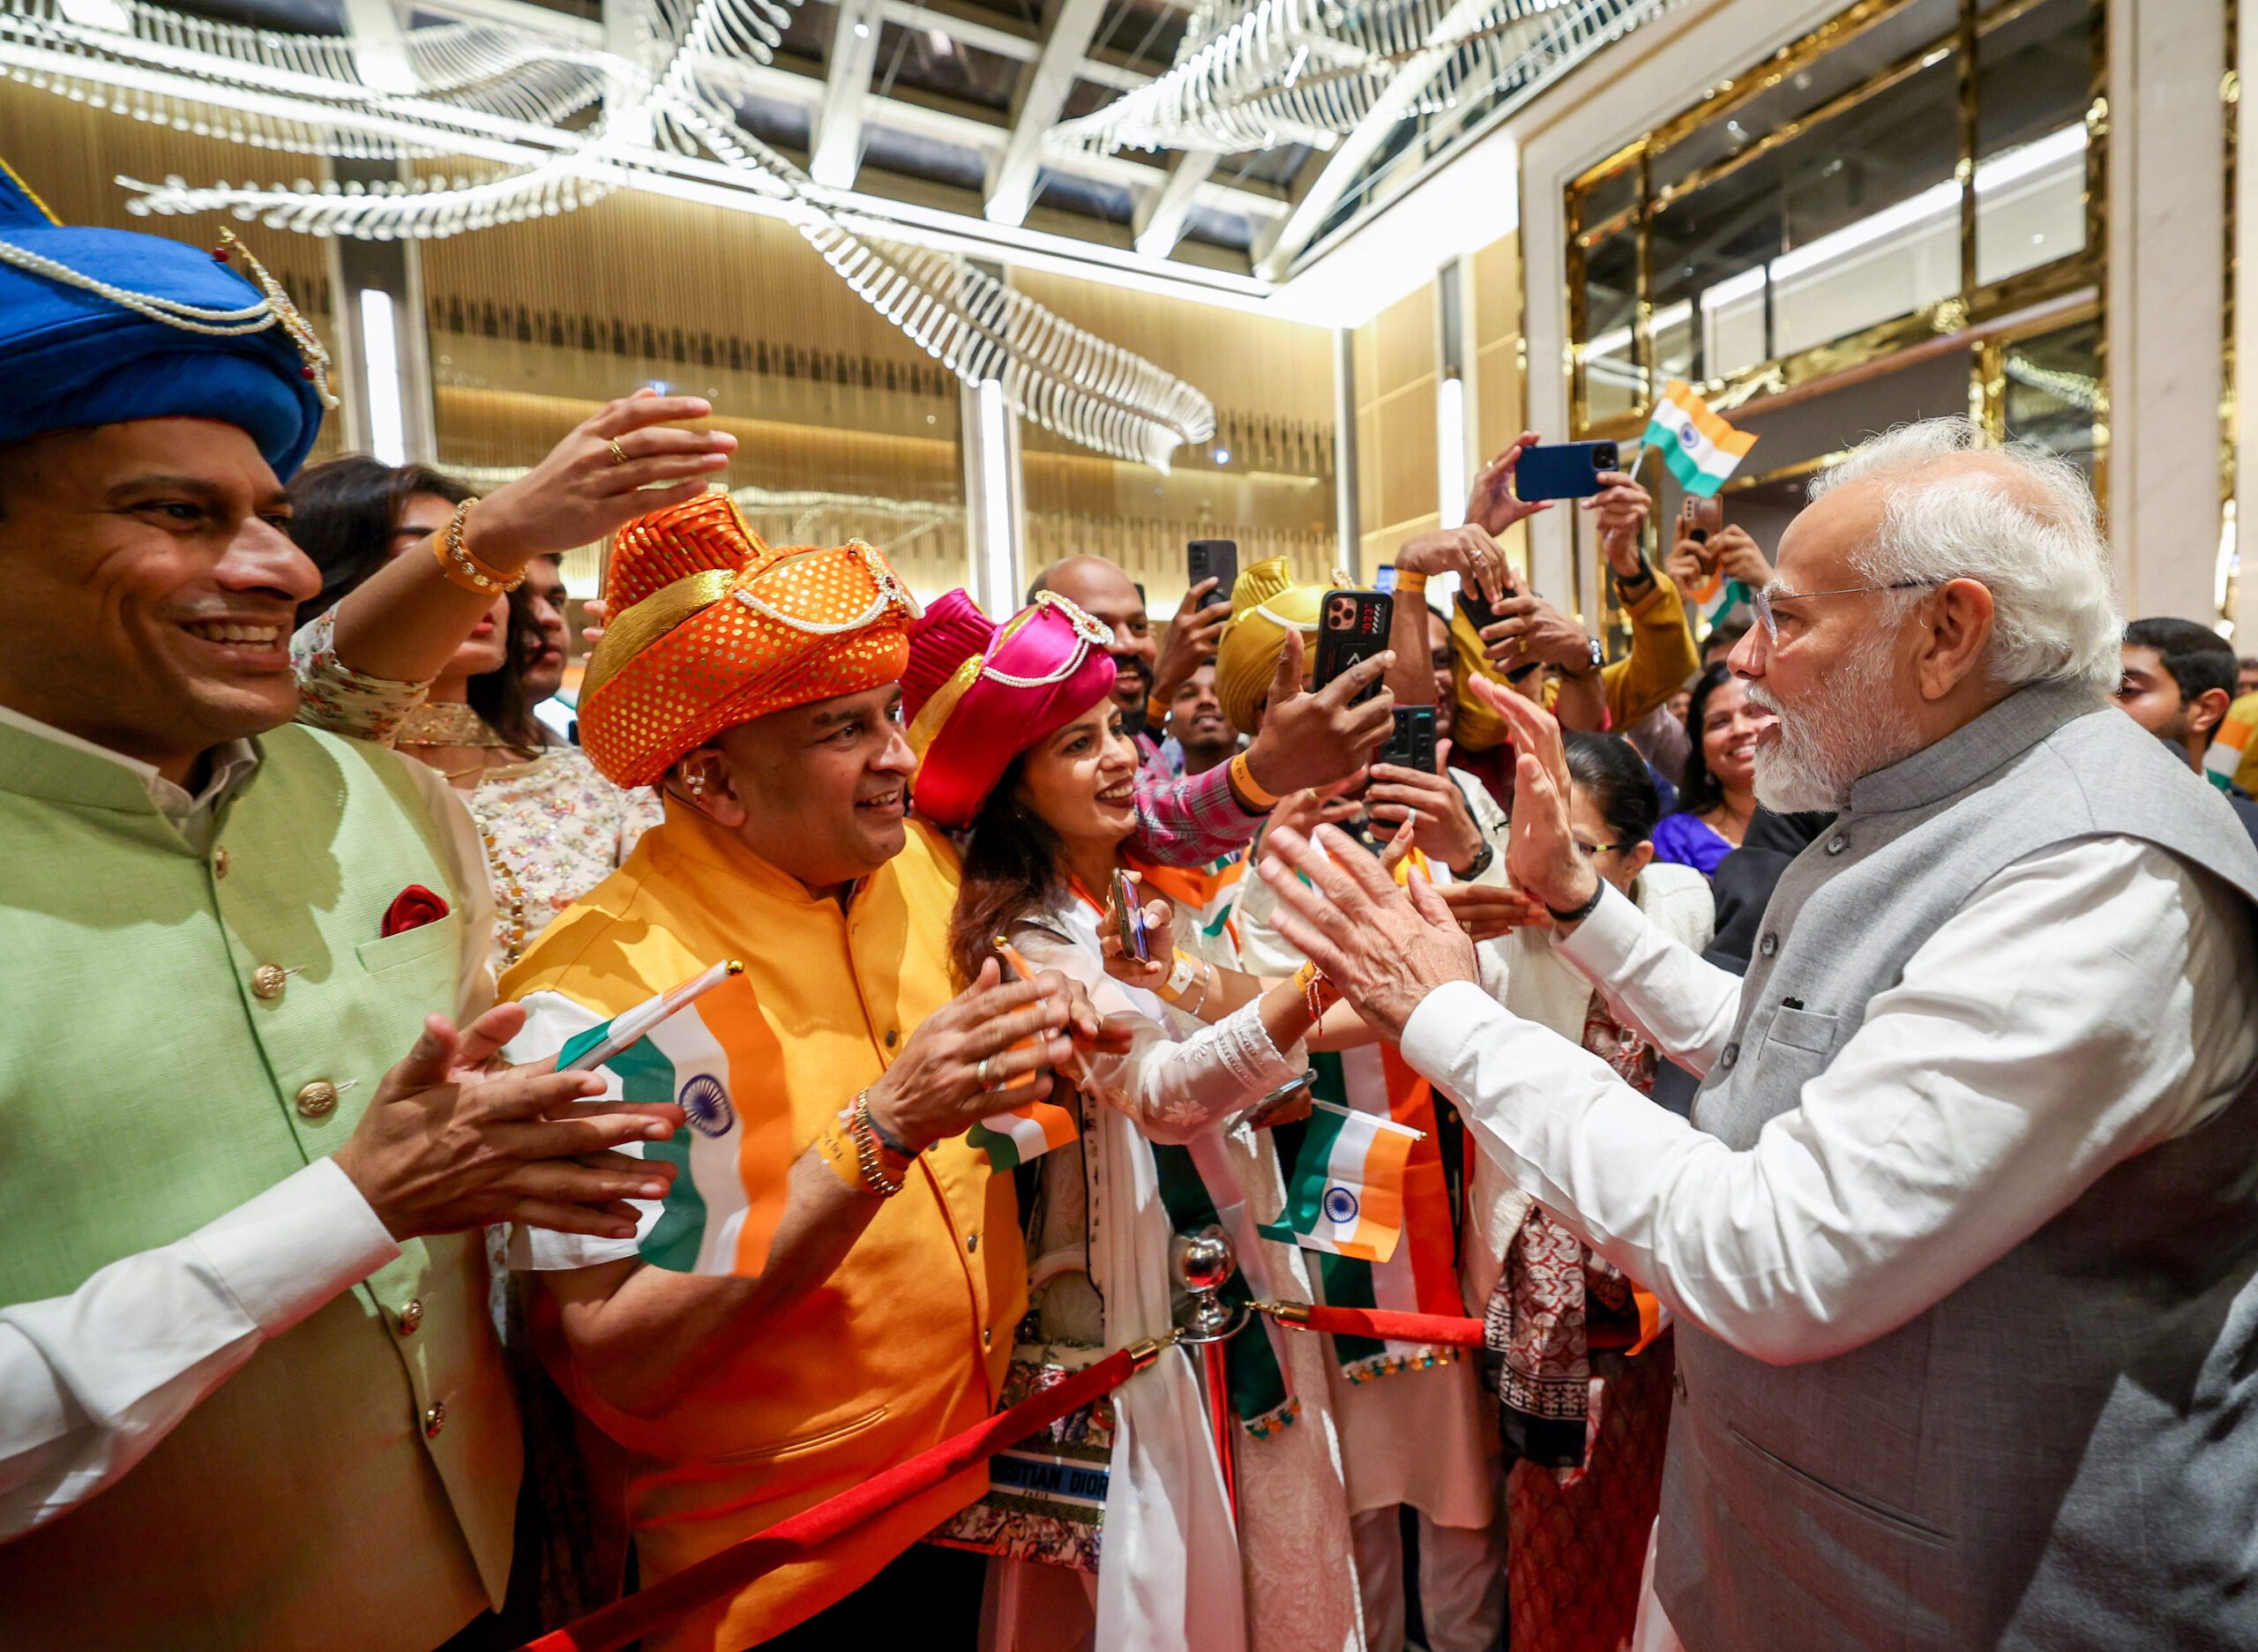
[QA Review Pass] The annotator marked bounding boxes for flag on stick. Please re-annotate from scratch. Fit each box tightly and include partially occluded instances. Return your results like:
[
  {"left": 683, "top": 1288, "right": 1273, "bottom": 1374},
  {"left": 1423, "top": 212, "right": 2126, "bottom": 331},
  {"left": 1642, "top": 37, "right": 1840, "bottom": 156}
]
[
  {"left": 1642, "top": 379, "right": 1758, "bottom": 497},
  {"left": 1258, "top": 1098, "right": 1422, "bottom": 1265},
  {"left": 2204, "top": 706, "right": 2254, "bottom": 793},
  {"left": 964, "top": 938, "right": 1081, "bottom": 1170},
  {"left": 552, "top": 959, "right": 789, "bottom": 1275}
]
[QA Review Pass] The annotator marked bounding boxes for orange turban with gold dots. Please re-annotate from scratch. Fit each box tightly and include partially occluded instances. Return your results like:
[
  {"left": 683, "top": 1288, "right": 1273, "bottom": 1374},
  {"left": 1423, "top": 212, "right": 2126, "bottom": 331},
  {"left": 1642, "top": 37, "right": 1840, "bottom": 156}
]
[{"left": 577, "top": 490, "right": 923, "bottom": 788}]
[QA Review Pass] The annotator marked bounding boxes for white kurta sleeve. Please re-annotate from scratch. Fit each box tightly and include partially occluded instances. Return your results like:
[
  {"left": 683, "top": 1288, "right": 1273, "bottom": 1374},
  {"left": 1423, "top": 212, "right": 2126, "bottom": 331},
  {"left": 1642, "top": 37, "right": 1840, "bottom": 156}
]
[
  {"left": 1012, "top": 929, "right": 1305, "bottom": 1145},
  {"left": 0, "top": 1159, "right": 399, "bottom": 1539},
  {"left": 1552, "top": 879, "right": 1743, "bottom": 1076},
  {"left": 1398, "top": 838, "right": 2258, "bottom": 1365}
]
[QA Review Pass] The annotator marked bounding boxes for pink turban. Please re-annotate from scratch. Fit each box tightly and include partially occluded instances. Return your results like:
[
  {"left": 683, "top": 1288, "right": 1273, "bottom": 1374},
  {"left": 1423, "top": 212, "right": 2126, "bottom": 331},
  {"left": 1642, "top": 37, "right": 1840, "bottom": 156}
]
[{"left": 903, "top": 589, "right": 1118, "bottom": 830}]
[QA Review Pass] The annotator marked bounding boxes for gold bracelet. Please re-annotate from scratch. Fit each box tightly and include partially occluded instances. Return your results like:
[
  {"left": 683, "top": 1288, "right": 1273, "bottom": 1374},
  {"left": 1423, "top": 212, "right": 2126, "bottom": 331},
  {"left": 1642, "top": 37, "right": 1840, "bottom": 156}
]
[
  {"left": 1229, "top": 750, "right": 1281, "bottom": 810},
  {"left": 849, "top": 1091, "right": 908, "bottom": 1197},
  {"left": 1394, "top": 568, "right": 1429, "bottom": 595},
  {"left": 432, "top": 497, "right": 525, "bottom": 596}
]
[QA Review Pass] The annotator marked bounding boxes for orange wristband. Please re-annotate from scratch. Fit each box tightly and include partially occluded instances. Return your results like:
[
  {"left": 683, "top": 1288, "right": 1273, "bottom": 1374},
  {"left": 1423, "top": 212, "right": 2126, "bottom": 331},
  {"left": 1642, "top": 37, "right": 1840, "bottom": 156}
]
[{"left": 1229, "top": 750, "right": 1280, "bottom": 810}]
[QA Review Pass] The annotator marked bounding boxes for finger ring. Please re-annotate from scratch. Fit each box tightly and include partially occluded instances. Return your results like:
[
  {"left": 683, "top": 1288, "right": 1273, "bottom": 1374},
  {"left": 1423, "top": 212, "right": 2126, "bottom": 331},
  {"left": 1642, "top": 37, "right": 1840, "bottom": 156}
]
[
  {"left": 606, "top": 437, "right": 630, "bottom": 467},
  {"left": 975, "top": 1055, "right": 994, "bottom": 1088}
]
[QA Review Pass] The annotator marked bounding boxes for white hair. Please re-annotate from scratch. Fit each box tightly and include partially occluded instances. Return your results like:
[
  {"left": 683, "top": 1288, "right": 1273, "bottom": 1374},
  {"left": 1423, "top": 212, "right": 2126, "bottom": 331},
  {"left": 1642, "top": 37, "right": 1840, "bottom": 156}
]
[{"left": 1807, "top": 417, "right": 2122, "bottom": 695}]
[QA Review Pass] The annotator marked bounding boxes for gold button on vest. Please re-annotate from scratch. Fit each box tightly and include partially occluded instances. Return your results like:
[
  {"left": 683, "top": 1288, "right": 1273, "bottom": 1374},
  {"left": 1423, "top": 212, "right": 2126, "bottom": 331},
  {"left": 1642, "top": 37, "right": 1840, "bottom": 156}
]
[
  {"left": 250, "top": 962, "right": 288, "bottom": 1000},
  {"left": 295, "top": 1080, "right": 339, "bottom": 1119},
  {"left": 424, "top": 1402, "right": 446, "bottom": 1438},
  {"left": 213, "top": 847, "right": 231, "bottom": 879},
  {"left": 398, "top": 1298, "right": 424, "bottom": 1335}
]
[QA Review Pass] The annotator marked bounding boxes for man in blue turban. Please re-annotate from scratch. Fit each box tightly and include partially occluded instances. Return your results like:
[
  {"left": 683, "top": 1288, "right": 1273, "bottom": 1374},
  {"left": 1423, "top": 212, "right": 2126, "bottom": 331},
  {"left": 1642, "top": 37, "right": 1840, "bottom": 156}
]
[{"left": 0, "top": 162, "right": 695, "bottom": 1649}]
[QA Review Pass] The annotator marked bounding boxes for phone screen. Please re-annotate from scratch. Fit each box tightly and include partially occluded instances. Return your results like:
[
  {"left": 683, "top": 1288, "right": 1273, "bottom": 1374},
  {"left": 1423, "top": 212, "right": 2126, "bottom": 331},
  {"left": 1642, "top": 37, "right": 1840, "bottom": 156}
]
[{"left": 1111, "top": 870, "right": 1148, "bottom": 962}]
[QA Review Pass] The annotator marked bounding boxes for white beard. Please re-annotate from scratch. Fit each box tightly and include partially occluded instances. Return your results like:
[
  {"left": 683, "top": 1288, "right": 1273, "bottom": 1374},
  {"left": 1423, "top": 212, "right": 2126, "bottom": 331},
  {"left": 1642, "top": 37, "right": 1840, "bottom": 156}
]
[{"left": 1748, "top": 632, "right": 1923, "bottom": 813}]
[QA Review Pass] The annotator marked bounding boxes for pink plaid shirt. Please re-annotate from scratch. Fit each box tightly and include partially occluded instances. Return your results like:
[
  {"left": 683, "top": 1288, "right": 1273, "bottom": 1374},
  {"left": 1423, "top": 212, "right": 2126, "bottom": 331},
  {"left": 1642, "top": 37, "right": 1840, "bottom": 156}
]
[{"left": 1133, "top": 760, "right": 1263, "bottom": 865}]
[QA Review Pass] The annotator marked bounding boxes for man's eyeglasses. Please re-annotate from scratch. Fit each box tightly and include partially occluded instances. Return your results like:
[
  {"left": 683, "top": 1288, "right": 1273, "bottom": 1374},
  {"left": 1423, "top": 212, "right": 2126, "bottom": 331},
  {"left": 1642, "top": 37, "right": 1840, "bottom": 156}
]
[
  {"left": 1574, "top": 839, "right": 1631, "bottom": 858},
  {"left": 1749, "top": 579, "right": 1940, "bottom": 641}
]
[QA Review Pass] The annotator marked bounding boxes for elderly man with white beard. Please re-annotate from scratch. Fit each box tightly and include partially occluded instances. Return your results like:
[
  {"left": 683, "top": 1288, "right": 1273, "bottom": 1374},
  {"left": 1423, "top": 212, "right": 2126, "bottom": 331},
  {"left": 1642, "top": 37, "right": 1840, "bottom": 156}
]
[{"left": 1252, "top": 418, "right": 2258, "bottom": 1652}]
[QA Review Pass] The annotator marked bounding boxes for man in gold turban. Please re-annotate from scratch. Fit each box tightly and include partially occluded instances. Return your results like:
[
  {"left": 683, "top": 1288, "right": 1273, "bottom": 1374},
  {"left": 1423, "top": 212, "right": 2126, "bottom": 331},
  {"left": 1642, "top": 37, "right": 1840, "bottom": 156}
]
[{"left": 504, "top": 491, "right": 1086, "bottom": 1650}]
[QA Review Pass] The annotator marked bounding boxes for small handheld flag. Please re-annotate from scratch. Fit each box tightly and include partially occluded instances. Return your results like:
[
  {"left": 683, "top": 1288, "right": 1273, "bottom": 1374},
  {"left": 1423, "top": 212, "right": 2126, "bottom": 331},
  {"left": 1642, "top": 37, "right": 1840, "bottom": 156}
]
[
  {"left": 550, "top": 958, "right": 786, "bottom": 1276},
  {"left": 1641, "top": 379, "right": 1758, "bottom": 498},
  {"left": 2204, "top": 706, "right": 2254, "bottom": 793},
  {"left": 1258, "top": 1098, "right": 1422, "bottom": 1265},
  {"left": 966, "top": 937, "right": 1080, "bottom": 1170},
  {"left": 559, "top": 958, "right": 743, "bottom": 1073}
]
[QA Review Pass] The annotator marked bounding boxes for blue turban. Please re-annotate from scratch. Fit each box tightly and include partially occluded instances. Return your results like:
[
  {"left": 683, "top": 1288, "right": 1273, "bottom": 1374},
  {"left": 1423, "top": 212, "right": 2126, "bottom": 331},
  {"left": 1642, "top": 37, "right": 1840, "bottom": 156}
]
[{"left": 0, "top": 160, "right": 327, "bottom": 477}]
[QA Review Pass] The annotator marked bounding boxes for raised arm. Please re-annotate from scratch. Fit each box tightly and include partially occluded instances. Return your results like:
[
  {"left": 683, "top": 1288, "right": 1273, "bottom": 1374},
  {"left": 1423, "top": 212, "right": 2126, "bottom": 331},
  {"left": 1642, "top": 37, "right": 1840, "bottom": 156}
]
[{"left": 322, "top": 392, "right": 736, "bottom": 685}]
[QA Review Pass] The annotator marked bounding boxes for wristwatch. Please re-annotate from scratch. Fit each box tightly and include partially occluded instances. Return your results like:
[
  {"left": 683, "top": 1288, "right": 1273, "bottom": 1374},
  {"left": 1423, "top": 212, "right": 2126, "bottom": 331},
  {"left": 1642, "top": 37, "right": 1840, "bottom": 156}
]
[
  {"left": 1454, "top": 835, "right": 1496, "bottom": 881},
  {"left": 1613, "top": 556, "right": 1656, "bottom": 599},
  {"left": 1560, "top": 637, "right": 1604, "bottom": 678}
]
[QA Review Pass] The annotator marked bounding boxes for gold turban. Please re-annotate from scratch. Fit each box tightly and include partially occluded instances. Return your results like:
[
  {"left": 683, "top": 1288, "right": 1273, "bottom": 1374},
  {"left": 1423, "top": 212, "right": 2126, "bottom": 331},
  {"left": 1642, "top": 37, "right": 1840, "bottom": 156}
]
[
  {"left": 578, "top": 490, "right": 922, "bottom": 788},
  {"left": 1212, "top": 556, "right": 1341, "bottom": 736}
]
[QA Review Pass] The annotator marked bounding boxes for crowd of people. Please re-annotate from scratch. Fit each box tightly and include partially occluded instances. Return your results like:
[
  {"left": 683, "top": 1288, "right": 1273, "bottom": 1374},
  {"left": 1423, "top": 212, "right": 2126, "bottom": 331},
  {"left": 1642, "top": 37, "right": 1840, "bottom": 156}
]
[{"left": 8, "top": 166, "right": 2258, "bottom": 1652}]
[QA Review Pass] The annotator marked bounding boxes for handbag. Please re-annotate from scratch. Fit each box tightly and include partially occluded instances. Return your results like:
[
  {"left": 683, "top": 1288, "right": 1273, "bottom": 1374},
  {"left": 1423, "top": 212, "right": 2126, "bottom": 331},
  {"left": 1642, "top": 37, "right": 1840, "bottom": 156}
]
[{"left": 927, "top": 1252, "right": 1116, "bottom": 1572}]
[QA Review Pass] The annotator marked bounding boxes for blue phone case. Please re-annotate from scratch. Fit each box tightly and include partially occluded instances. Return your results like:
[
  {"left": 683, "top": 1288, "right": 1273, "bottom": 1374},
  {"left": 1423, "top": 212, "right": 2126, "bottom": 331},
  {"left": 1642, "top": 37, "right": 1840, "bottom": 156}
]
[{"left": 1513, "top": 440, "right": 1620, "bottom": 502}]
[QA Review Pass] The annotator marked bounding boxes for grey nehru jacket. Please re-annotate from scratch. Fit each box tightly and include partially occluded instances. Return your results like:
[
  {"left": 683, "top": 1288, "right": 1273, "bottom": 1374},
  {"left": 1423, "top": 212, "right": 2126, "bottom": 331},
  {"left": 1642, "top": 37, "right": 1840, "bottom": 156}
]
[{"left": 1656, "top": 679, "right": 2258, "bottom": 1652}]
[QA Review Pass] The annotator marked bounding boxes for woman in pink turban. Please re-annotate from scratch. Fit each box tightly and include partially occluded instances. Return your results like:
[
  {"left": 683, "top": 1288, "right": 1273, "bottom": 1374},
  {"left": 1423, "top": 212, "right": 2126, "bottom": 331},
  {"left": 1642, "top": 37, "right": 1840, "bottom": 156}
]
[{"left": 902, "top": 587, "right": 1380, "bottom": 1652}]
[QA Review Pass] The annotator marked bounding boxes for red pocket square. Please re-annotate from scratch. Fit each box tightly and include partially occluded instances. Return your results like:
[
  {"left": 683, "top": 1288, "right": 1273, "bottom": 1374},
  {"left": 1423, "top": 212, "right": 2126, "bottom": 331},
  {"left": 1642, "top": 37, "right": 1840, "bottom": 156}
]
[{"left": 381, "top": 884, "right": 450, "bottom": 938}]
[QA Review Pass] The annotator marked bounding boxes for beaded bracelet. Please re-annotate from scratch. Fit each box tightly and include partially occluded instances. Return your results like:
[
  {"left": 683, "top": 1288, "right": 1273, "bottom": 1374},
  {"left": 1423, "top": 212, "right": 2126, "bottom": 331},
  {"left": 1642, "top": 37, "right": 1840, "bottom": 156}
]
[
  {"left": 431, "top": 497, "right": 526, "bottom": 596},
  {"left": 849, "top": 1091, "right": 909, "bottom": 1197}
]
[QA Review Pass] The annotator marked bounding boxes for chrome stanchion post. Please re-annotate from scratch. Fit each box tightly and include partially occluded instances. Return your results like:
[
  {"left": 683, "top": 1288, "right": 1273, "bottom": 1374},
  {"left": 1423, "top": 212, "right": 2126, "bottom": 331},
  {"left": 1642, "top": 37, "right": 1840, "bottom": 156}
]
[{"left": 1170, "top": 1224, "right": 1246, "bottom": 1522}]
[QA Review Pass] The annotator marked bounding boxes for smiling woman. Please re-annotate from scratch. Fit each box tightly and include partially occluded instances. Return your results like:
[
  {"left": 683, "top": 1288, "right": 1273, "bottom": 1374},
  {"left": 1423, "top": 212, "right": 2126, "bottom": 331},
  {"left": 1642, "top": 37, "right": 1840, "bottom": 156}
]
[{"left": 288, "top": 452, "right": 663, "bottom": 974}]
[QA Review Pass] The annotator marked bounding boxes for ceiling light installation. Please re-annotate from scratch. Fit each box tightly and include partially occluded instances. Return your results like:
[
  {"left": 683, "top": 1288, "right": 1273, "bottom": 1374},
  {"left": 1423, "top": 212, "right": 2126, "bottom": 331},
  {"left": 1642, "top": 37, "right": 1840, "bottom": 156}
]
[
  {"left": 1052, "top": 0, "right": 1678, "bottom": 160},
  {"left": 0, "top": 0, "right": 1218, "bottom": 468}
]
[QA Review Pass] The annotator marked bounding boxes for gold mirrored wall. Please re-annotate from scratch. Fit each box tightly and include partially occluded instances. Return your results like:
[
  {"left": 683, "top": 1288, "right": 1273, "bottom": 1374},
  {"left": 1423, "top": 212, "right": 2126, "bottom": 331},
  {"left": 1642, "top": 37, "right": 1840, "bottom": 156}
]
[
  {"left": 1562, "top": 0, "right": 2106, "bottom": 641},
  {"left": 1012, "top": 272, "right": 1338, "bottom": 613},
  {"left": 1566, "top": 0, "right": 2105, "bottom": 441},
  {"left": 1, "top": 78, "right": 345, "bottom": 465}
]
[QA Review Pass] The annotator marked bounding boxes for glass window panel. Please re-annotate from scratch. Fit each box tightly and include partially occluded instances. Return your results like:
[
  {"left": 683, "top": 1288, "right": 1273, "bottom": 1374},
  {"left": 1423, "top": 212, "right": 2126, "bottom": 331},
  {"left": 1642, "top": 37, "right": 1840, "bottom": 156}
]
[
  {"left": 1974, "top": 0, "right": 2095, "bottom": 286},
  {"left": 1577, "top": 226, "right": 1643, "bottom": 423},
  {"left": 1649, "top": 0, "right": 1958, "bottom": 196},
  {"left": 1767, "top": 53, "right": 1962, "bottom": 355},
  {"left": 1574, "top": 161, "right": 1639, "bottom": 232},
  {"left": 1650, "top": 168, "right": 1786, "bottom": 387},
  {"left": 2001, "top": 318, "right": 2102, "bottom": 479}
]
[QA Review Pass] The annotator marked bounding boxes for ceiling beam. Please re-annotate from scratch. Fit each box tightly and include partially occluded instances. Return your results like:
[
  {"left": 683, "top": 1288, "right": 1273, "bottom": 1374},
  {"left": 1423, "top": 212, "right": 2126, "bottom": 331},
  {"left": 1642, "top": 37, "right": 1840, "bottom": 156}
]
[
  {"left": 1132, "top": 148, "right": 1216, "bottom": 257},
  {"left": 983, "top": 0, "right": 1109, "bottom": 227},
  {"left": 808, "top": 0, "right": 886, "bottom": 187},
  {"left": 878, "top": 0, "right": 1040, "bottom": 62},
  {"left": 1253, "top": 0, "right": 1494, "bottom": 279}
]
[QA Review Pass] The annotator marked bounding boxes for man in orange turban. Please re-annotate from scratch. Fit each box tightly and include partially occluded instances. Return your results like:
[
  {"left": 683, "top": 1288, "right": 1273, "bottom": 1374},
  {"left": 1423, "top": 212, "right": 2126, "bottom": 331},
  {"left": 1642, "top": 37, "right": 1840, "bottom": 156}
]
[{"left": 505, "top": 490, "right": 1085, "bottom": 1649}]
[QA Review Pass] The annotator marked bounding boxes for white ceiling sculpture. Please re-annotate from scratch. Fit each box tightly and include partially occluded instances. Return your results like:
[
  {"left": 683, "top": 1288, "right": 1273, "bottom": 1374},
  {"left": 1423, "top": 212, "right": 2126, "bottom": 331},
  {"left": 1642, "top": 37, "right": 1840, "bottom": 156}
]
[{"left": 0, "top": 0, "right": 1218, "bottom": 466}]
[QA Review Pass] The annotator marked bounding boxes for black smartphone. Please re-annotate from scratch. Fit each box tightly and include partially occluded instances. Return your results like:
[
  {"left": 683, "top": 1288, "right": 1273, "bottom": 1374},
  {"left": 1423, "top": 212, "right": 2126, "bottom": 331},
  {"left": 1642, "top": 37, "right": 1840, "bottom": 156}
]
[
  {"left": 1379, "top": 705, "right": 1437, "bottom": 774},
  {"left": 1312, "top": 587, "right": 1394, "bottom": 704},
  {"left": 1187, "top": 538, "right": 1237, "bottom": 600},
  {"left": 1513, "top": 439, "right": 1621, "bottom": 502}
]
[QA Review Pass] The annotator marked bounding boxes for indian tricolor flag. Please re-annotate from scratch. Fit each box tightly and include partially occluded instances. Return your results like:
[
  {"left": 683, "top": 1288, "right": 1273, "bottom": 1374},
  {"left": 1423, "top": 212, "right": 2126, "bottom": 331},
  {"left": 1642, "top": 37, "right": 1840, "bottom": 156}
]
[
  {"left": 1643, "top": 378, "right": 1758, "bottom": 497},
  {"left": 553, "top": 961, "right": 793, "bottom": 1276},
  {"left": 2204, "top": 707, "right": 2254, "bottom": 793},
  {"left": 1259, "top": 1099, "right": 1422, "bottom": 1264},
  {"left": 967, "top": 1098, "right": 1078, "bottom": 1170}
]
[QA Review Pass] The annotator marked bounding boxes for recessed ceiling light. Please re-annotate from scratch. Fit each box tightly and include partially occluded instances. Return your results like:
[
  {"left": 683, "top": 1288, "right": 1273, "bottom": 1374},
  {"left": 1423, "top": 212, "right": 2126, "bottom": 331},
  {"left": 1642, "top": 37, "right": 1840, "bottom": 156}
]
[
  {"left": 1214, "top": 447, "right": 1231, "bottom": 465},
  {"left": 853, "top": 19, "right": 870, "bottom": 38}
]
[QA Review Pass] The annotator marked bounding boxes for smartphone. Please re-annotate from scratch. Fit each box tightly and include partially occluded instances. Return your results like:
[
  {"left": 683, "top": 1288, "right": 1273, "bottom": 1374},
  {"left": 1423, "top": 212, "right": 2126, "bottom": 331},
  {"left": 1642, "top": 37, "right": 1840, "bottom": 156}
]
[
  {"left": 1312, "top": 588, "right": 1394, "bottom": 704},
  {"left": 1379, "top": 705, "right": 1437, "bottom": 774},
  {"left": 1187, "top": 539, "right": 1237, "bottom": 600},
  {"left": 1513, "top": 439, "right": 1621, "bottom": 502},
  {"left": 1111, "top": 869, "right": 1148, "bottom": 963},
  {"left": 1679, "top": 494, "right": 1723, "bottom": 545},
  {"left": 1373, "top": 564, "right": 1396, "bottom": 594}
]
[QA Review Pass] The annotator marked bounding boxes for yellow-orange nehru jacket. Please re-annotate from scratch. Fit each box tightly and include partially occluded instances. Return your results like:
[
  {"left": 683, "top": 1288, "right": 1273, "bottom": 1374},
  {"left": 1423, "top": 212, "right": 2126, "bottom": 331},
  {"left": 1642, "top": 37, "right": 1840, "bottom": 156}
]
[{"left": 577, "top": 490, "right": 923, "bottom": 788}]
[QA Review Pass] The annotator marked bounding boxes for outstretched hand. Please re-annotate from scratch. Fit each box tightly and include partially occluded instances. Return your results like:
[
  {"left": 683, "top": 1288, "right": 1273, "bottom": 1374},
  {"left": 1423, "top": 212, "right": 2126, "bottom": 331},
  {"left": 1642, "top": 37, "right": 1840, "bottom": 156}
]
[
  {"left": 1254, "top": 823, "right": 1478, "bottom": 1042},
  {"left": 1466, "top": 677, "right": 1600, "bottom": 922},
  {"left": 469, "top": 388, "right": 738, "bottom": 570},
  {"left": 1240, "top": 629, "right": 1396, "bottom": 798}
]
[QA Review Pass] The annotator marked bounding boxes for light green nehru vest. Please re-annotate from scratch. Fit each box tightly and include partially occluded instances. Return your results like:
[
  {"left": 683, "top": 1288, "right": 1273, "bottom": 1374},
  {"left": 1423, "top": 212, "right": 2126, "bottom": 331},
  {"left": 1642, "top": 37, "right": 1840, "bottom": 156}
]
[{"left": 0, "top": 719, "right": 520, "bottom": 1652}]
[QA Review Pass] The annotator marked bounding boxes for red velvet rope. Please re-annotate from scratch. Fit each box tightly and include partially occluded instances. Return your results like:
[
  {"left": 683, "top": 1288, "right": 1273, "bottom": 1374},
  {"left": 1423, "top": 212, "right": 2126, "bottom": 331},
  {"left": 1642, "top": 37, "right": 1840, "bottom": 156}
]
[
  {"left": 1273, "top": 1302, "right": 1634, "bottom": 1352},
  {"left": 521, "top": 1344, "right": 1145, "bottom": 1652}
]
